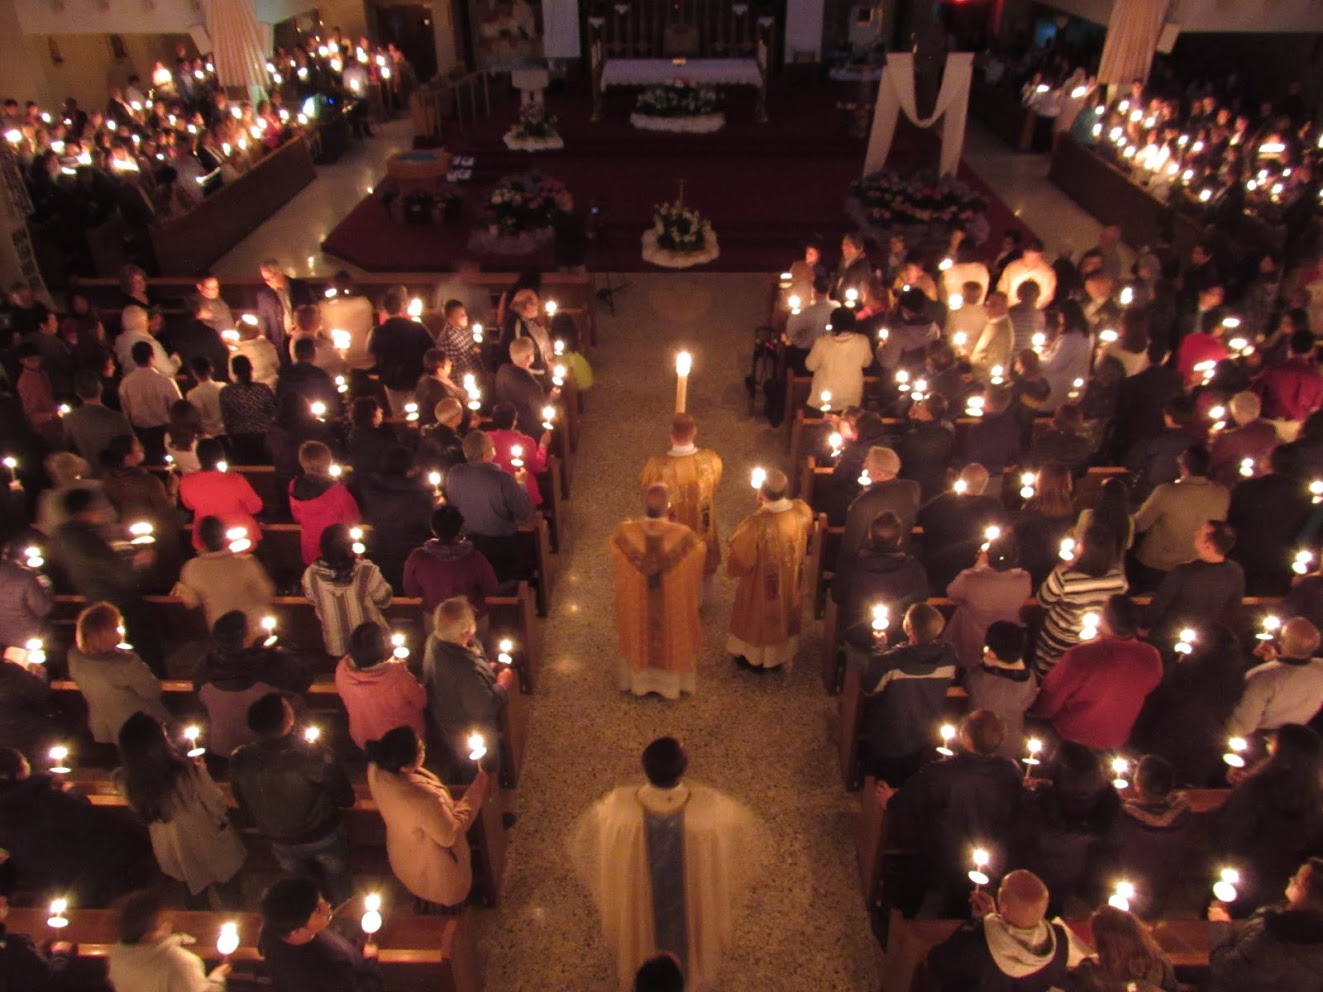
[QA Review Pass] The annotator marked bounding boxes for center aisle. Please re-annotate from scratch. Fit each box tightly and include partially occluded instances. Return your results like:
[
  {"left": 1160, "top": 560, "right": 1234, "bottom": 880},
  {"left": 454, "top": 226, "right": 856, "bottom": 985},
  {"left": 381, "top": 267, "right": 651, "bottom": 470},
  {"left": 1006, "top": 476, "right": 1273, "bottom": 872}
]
[{"left": 474, "top": 272, "right": 878, "bottom": 990}]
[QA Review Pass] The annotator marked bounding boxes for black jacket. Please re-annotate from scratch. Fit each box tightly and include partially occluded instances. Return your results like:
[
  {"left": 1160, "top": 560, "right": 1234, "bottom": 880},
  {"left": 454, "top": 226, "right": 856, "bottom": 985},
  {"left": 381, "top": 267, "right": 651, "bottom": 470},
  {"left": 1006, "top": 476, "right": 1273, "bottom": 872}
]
[
  {"left": 493, "top": 363, "right": 547, "bottom": 438},
  {"left": 360, "top": 474, "right": 434, "bottom": 591},
  {"left": 369, "top": 317, "right": 434, "bottom": 392},
  {"left": 861, "top": 641, "right": 957, "bottom": 759},
  {"left": 416, "top": 423, "right": 465, "bottom": 473},
  {"left": 229, "top": 735, "right": 354, "bottom": 844},
  {"left": 255, "top": 277, "right": 315, "bottom": 360},
  {"left": 167, "top": 317, "right": 231, "bottom": 382},
  {"left": 897, "top": 421, "right": 956, "bottom": 503},
  {"left": 832, "top": 550, "right": 929, "bottom": 648},
  {"left": 927, "top": 917, "right": 1071, "bottom": 992},
  {"left": 276, "top": 361, "right": 339, "bottom": 412},
  {"left": 918, "top": 492, "right": 1006, "bottom": 591},
  {"left": 1209, "top": 906, "right": 1323, "bottom": 992},
  {"left": 422, "top": 637, "right": 506, "bottom": 753}
]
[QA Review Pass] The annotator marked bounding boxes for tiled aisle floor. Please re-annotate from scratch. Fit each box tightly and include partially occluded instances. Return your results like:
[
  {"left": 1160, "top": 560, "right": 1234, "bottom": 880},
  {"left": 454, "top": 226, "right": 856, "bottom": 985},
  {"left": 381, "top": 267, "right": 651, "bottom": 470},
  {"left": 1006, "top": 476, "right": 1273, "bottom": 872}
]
[{"left": 213, "top": 112, "right": 1106, "bottom": 991}]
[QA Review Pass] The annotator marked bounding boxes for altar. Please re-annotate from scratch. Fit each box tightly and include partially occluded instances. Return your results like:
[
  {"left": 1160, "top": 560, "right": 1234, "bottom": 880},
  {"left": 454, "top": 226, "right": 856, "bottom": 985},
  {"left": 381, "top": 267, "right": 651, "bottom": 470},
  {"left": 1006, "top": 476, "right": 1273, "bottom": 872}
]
[{"left": 586, "top": 2, "right": 774, "bottom": 123}]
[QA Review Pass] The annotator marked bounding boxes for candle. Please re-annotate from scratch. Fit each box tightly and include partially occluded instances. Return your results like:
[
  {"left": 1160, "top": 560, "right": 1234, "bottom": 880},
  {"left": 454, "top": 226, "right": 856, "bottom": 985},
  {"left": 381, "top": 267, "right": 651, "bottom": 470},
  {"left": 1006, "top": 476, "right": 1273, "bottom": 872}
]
[
  {"left": 407, "top": 297, "right": 423, "bottom": 319},
  {"left": 895, "top": 370, "right": 910, "bottom": 391},
  {"left": 24, "top": 545, "right": 43, "bottom": 568},
  {"left": 240, "top": 314, "right": 259, "bottom": 328},
  {"left": 303, "top": 725, "right": 322, "bottom": 744},
  {"left": 1023, "top": 738, "right": 1043, "bottom": 779},
  {"left": 1108, "top": 880, "right": 1135, "bottom": 911},
  {"left": 472, "top": 323, "right": 484, "bottom": 344},
  {"left": 1080, "top": 612, "right": 1100, "bottom": 640},
  {"left": 404, "top": 402, "right": 419, "bottom": 423},
  {"left": 1031, "top": 332, "right": 1046, "bottom": 353},
  {"left": 1208, "top": 405, "right": 1226, "bottom": 422},
  {"left": 844, "top": 288, "right": 859, "bottom": 307},
  {"left": 216, "top": 460, "right": 228, "bottom": 473},
  {"left": 1223, "top": 736, "right": 1249, "bottom": 768},
  {"left": 1239, "top": 457, "right": 1255, "bottom": 478},
  {"left": 1019, "top": 472, "right": 1037, "bottom": 500},
  {"left": 226, "top": 526, "right": 251, "bottom": 554},
  {"left": 544, "top": 300, "right": 558, "bottom": 317},
  {"left": 552, "top": 364, "right": 566, "bottom": 387},
  {"left": 361, "top": 893, "right": 383, "bottom": 943},
  {"left": 1310, "top": 481, "right": 1323, "bottom": 504},
  {"left": 870, "top": 604, "right": 889, "bottom": 635},
  {"left": 428, "top": 471, "right": 442, "bottom": 494},
  {"left": 947, "top": 294, "right": 963, "bottom": 312},
  {"left": 310, "top": 401, "right": 328, "bottom": 420},
  {"left": 391, "top": 632, "right": 410, "bottom": 660},
  {"left": 936, "top": 723, "right": 956, "bottom": 756},
  {"left": 328, "top": 463, "right": 343, "bottom": 479},
  {"left": 778, "top": 272, "right": 793, "bottom": 286},
  {"left": 980, "top": 525, "right": 1001, "bottom": 551},
  {"left": 675, "top": 352, "right": 691, "bottom": 413},
  {"left": 553, "top": 339, "right": 565, "bottom": 357},
  {"left": 964, "top": 395, "right": 985, "bottom": 418},
  {"left": 1119, "top": 287, "right": 1134, "bottom": 307},
  {"left": 1212, "top": 868, "right": 1240, "bottom": 903},
  {"left": 1257, "top": 615, "right": 1282, "bottom": 642},
  {"left": 467, "top": 732, "right": 487, "bottom": 761},
  {"left": 23, "top": 638, "right": 46, "bottom": 667},
  {"left": 938, "top": 258, "right": 953, "bottom": 271},
  {"left": 47, "top": 898, "right": 69, "bottom": 929},
  {"left": 497, "top": 638, "right": 514, "bottom": 665},
  {"left": 510, "top": 445, "right": 524, "bottom": 469},
  {"left": 1111, "top": 756, "right": 1131, "bottom": 789},
  {"left": 819, "top": 390, "right": 832, "bottom": 413},
  {"left": 989, "top": 365, "right": 1005, "bottom": 385},
  {"left": 49, "top": 745, "right": 70, "bottom": 774},
  {"left": 787, "top": 294, "right": 802, "bottom": 314},
  {"left": 261, "top": 615, "right": 278, "bottom": 647},
  {"left": 217, "top": 920, "right": 240, "bottom": 958},
  {"left": 1058, "top": 537, "right": 1076, "bottom": 561},
  {"left": 953, "top": 478, "right": 968, "bottom": 494},
  {"left": 857, "top": 469, "right": 871, "bottom": 487},
  {"left": 750, "top": 467, "right": 766, "bottom": 490},
  {"left": 117, "top": 625, "right": 132, "bottom": 650},
  {"left": 57, "top": 403, "right": 71, "bottom": 417},
  {"left": 968, "top": 848, "right": 990, "bottom": 888},
  {"left": 1174, "top": 628, "right": 1197, "bottom": 654},
  {"left": 1294, "top": 550, "right": 1314, "bottom": 576},
  {"left": 827, "top": 432, "right": 843, "bottom": 456},
  {"left": 128, "top": 521, "right": 155, "bottom": 545}
]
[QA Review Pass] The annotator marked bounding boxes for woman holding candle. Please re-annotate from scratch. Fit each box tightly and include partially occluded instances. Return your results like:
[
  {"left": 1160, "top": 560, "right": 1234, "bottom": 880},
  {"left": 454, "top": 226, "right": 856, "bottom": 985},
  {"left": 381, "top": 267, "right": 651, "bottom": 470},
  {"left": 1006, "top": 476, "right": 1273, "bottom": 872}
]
[
  {"left": 289, "top": 441, "right": 362, "bottom": 566},
  {"left": 336, "top": 624, "right": 427, "bottom": 751},
  {"left": 1034, "top": 523, "right": 1129, "bottom": 676},
  {"left": 108, "top": 887, "right": 231, "bottom": 991},
  {"left": 114, "top": 712, "right": 246, "bottom": 908},
  {"left": 1216, "top": 723, "right": 1323, "bottom": 917},
  {"left": 366, "top": 724, "right": 488, "bottom": 908},
  {"left": 178, "top": 439, "right": 264, "bottom": 552},
  {"left": 302, "top": 523, "right": 392, "bottom": 657},
  {"left": 67, "top": 601, "right": 168, "bottom": 745},
  {"left": 1014, "top": 464, "right": 1080, "bottom": 589},
  {"left": 1062, "top": 904, "right": 1177, "bottom": 991}
]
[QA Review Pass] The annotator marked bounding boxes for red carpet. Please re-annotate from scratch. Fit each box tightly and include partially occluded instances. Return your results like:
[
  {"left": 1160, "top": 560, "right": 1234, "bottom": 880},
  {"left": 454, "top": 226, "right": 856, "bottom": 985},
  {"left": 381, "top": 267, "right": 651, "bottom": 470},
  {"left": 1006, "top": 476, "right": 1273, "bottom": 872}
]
[{"left": 322, "top": 85, "right": 1034, "bottom": 273}]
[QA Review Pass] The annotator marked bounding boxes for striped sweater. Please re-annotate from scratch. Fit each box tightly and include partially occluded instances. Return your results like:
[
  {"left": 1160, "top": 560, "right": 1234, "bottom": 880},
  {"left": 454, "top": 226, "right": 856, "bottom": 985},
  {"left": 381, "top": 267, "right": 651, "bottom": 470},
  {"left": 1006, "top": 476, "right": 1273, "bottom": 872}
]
[
  {"left": 1034, "top": 566, "right": 1129, "bottom": 676},
  {"left": 302, "top": 558, "right": 393, "bottom": 656}
]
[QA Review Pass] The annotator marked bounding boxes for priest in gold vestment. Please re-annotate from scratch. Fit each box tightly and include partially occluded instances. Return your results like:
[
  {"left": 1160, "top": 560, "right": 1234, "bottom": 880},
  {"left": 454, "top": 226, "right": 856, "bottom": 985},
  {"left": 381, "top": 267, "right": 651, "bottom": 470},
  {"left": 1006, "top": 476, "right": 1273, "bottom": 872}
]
[
  {"left": 610, "top": 485, "right": 706, "bottom": 699},
  {"left": 726, "top": 469, "right": 814, "bottom": 671},
  {"left": 639, "top": 414, "right": 723, "bottom": 599}
]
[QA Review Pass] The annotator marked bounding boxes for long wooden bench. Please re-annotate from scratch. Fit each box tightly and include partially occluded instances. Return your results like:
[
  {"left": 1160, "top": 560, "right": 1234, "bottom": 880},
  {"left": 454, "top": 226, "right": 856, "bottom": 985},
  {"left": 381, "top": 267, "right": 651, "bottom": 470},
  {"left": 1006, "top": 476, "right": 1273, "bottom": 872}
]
[
  {"left": 49, "top": 586, "right": 540, "bottom": 689},
  {"left": 71, "top": 270, "right": 598, "bottom": 349},
  {"left": 71, "top": 774, "right": 506, "bottom": 907},
  {"left": 5, "top": 907, "right": 482, "bottom": 992},
  {"left": 881, "top": 912, "right": 1209, "bottom": 992},
  {"left": 855, "top": 774, "right": 1231, "bottom": 913}
]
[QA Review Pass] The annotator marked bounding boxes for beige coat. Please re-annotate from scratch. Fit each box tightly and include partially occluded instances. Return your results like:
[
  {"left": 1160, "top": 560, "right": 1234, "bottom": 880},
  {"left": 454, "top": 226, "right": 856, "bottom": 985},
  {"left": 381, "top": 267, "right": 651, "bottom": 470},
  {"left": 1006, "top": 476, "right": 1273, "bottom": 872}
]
[{"left": 367, "top": 763, "right": 482, "bottom": 907}]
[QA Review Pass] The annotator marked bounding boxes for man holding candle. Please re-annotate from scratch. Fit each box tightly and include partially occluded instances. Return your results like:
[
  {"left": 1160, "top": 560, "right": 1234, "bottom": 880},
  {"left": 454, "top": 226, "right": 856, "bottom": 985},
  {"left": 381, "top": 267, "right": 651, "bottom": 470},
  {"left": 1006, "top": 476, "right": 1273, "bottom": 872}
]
[
  {"left": 369, "top": 287, "right": 434, "bottom": 418},
  {"left": 494, "top": 337, "right": 556, "bottom": 438},
  {"left": 230, "top": 693, "right": 356, "bottom": 905},
  {"left": 422, "top": 597, "right": 507, "bottom": 780},
  {"left": 926, "top": 870, "right": 1079, "bottom": 990},
  {"left": 1225, "top": 617, "right": 1323, "bottom": 739},
  {"left": 640, "top": 414, "right": 724, "bottom": 597},
  {"left": 1144, "top": 521, "right": 1245, "bottom": 643},
  {"left": 839, "top": 447, "right": 921, "bottom": 564},
  {"left": 1206, "top": 857, "right": 1323, "bottom": 992},
  {"left": 725, "top": 469, "right": 813, "bottom": 672},
  {"left": 610, "top": 485, "right": 706, "bottom": 699},
  {"left": 258, "top": 876, "right": 383, "bottom": 992},
  {"left": 443, "top": 431, "right": 535, "bottom": 582}
]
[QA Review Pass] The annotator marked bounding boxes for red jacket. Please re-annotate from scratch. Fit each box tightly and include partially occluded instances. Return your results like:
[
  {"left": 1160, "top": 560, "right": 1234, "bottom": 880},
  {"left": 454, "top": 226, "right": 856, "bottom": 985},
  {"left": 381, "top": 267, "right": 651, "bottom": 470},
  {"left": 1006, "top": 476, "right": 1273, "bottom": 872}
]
[
  {"left": 1254, "top": 357, "right": 1323, "bottom": 422},
  {"left": 334, "top": 657, "right": 427, "bottom": 750},
  {"left": 289, "top": 478, "right": 361, "bottom": 565},
  {"left": 488, "top": 428, "right": 547, "bottom": 506},
  {"left": 180, "top": 469, "right": 264, "bottom": 550},
  {"left": 1031, "top": 635, "right": 1162, "bottom": 749}
]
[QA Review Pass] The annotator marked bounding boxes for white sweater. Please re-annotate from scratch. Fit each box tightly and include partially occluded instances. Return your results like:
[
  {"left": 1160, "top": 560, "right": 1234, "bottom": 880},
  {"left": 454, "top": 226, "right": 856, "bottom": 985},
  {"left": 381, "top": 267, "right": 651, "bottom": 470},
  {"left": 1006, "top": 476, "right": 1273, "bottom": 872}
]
[
  {"left": 108, "top": 935, "right": 226, "bottom": 992},
  {"left": 805, "top": 332, "right": 873, "bottom": 409}
]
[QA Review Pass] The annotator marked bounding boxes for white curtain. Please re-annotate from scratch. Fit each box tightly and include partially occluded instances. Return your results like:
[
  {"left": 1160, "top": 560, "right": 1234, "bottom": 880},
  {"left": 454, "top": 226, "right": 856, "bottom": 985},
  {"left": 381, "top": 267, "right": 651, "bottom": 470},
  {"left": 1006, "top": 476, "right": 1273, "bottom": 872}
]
[
  {"left": 864, "top": 52, "right": 974, "bottom": 178},
  {"left": 205, "top": 0, "right": 269, "bottom": 97},
  {"left": 1098, "top": 0, "right": 1167, "bottom": 89}
]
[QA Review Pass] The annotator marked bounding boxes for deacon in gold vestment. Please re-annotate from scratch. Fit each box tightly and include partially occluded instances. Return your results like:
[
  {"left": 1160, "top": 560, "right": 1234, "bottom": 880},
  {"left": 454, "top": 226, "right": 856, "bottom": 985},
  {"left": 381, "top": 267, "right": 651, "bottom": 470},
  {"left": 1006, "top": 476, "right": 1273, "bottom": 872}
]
[
  {"left": 610, "top": 485, "right": 707, "bottom": 698},
  {"left": 726, "top": 469, "right": 814, "bottom": 671},
  {"left": 639, "top": 414, "right": 724, "bottom": 595}
]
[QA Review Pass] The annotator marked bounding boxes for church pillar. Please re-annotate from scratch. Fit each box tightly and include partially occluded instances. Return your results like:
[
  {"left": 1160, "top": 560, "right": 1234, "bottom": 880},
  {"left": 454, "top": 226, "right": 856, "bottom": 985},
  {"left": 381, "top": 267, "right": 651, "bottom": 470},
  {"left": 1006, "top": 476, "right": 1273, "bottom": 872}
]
[{"left": 432, "top": 0, "right": 461, "bottom": 76}]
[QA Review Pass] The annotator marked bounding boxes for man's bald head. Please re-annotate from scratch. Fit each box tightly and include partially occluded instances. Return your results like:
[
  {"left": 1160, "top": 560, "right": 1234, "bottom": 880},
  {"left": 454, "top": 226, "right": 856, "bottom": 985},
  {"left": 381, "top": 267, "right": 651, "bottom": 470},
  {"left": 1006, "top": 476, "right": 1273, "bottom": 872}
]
[
  {"left": 865, "top": 446, "right": 901, "bottom": 481},
  {"left": 1282, "top": 618, "right": 1322, "bottom": 659},
  {"left": 997, "top": 870, "right": 1050, "bottom": 929},
  {"left": 760, "top": 469, "right": 789, "bottom": 502},
  {"left": 644, "top": 484, "right": 670, "bottom": 518},
  {"left": 959, "top": 463, "right": 990, "bottom": 495}
]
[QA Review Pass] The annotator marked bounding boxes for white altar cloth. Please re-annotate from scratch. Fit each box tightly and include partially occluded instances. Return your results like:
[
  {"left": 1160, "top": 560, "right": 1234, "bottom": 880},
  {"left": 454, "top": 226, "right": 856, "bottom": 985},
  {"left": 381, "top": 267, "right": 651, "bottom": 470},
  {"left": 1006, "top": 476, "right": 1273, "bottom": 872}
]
[{"left": 601, "top": 58, "right": 761, "bottom": 88}]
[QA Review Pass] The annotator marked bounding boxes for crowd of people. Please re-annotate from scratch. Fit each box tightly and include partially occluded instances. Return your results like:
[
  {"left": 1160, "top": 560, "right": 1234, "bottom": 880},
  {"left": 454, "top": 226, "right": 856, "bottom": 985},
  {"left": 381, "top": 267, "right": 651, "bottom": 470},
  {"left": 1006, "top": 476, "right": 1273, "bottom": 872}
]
[{"left": 4, "top": 29, "right": 407, "bottom": 276}]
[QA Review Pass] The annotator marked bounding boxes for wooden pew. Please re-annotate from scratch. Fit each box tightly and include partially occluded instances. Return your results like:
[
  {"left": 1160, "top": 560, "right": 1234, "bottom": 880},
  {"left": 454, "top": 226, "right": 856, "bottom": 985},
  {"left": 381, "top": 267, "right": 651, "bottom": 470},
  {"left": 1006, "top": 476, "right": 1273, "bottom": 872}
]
[
  {"left": 72, "top": 775, "right": 507, "bottom": 907},
  {"left": 834, "top": 596, "right": 1281, "bottom": 785},
  {"left": 853, "top": 774, "right": 1232, "bottom": 911},
  {"left": 49, "top": 585, "right": 540, "bottom": 687},
  {"left": 70, "top": 270, "right": 598, "bottom": 351},
  {"left": 881, "top": 912, "right": 1208, "bottom": 992},
  {"left": 4, "top": 908, "right": 482, "bottom": 992}
]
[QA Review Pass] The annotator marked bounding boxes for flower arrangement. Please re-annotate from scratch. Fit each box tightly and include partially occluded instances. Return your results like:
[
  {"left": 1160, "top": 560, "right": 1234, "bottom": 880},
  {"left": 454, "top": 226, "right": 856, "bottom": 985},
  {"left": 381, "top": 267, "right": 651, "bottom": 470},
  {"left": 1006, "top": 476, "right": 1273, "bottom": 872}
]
[
  {"left": 849, "top": 171, "right": 988, "bottom": 230},
  {"left": 486, "top": 172, "right": 566, "bottom": 235},
  {"left": 504, "top": 105, "right": 564, "bottom": 151},
  {"left": 635, "top": 82, "right": 720, "bottom": 119},
  {"left": 653, "top": 199, "right": 710, "bottom": 254}
]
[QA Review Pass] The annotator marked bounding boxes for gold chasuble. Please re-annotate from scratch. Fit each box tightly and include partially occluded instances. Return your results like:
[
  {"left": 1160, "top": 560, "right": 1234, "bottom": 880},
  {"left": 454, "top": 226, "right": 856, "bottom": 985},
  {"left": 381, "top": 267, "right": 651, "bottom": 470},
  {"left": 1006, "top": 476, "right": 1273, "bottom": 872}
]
[
  {"left": 610, "top": 518, "right": 706, "bottom": 698},
  {"left": 725, "top": 498, "right": 813, "bottom": 670},
  {"left": 639, "top": 447, "right": 724, "bottom": 577}
]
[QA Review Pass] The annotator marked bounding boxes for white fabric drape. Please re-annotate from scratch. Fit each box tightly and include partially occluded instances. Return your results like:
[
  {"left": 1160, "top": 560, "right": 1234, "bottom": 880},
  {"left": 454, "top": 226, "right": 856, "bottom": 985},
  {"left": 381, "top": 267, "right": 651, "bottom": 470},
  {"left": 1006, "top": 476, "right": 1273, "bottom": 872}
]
[
  {"left": 541, "top": 0, "right": 581, "bottom": 58},
  {"left": 864, "top": 52, "right": 973, "bottom": 178},
  {"left": 1097, "top": 0, "right": 1167, "bottom": 89},
  {"left": 205, "top": 0, "right": 269, "bottom": 96}
]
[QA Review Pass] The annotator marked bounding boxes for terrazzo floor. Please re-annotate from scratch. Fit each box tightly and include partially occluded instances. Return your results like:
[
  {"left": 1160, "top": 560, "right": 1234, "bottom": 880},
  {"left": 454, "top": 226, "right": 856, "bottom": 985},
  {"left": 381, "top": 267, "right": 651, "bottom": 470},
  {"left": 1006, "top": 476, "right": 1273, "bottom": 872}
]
[{"left": 469, "top": 271, "right": 878, "bottom": 991}]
